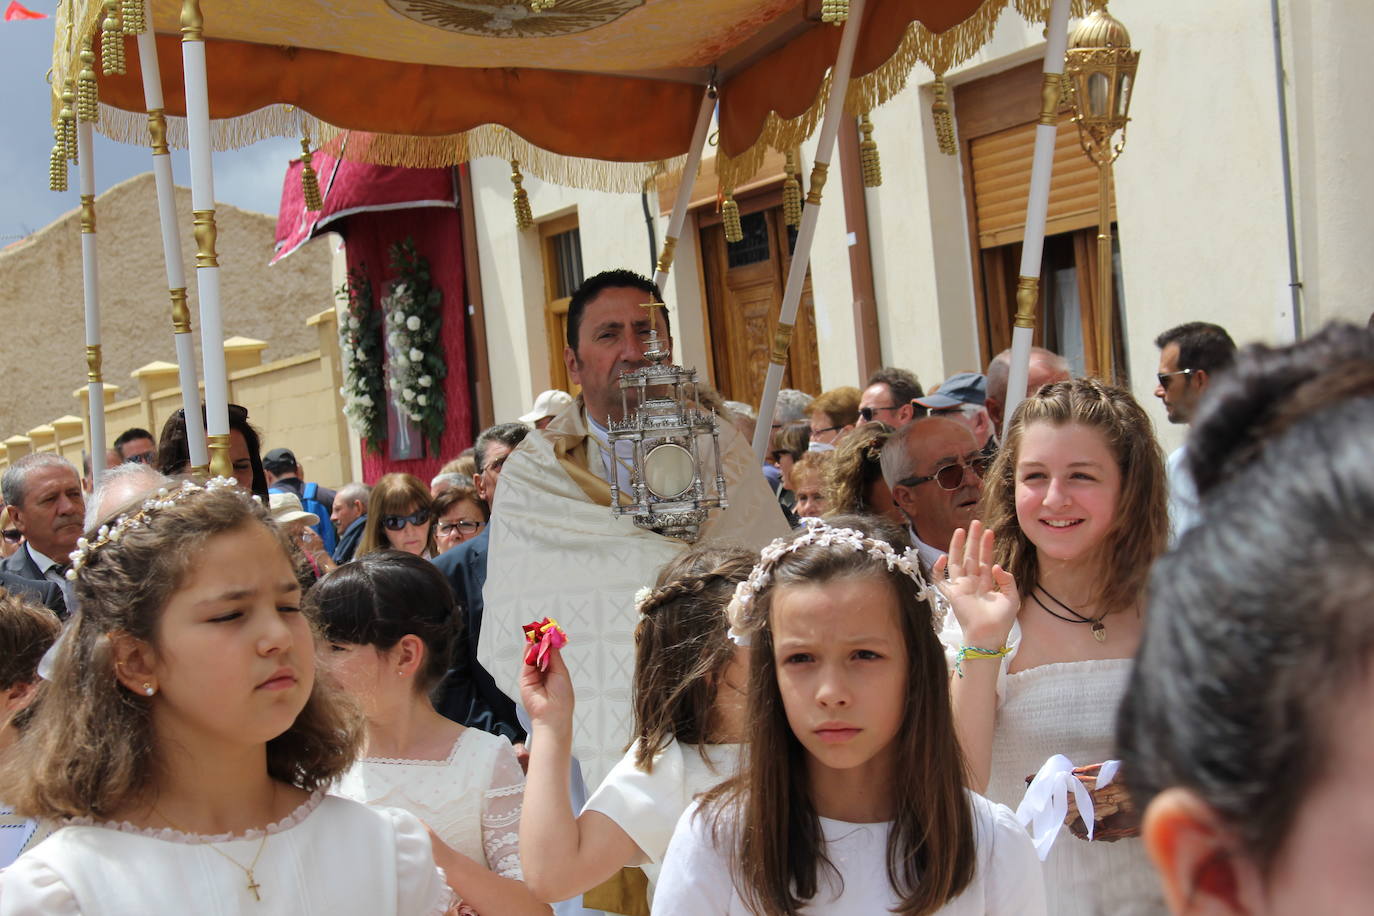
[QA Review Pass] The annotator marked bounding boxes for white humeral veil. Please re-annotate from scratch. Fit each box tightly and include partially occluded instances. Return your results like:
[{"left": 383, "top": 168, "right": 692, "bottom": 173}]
[{"left": 480, "top": 400, "right": 787, "bottom": 787}]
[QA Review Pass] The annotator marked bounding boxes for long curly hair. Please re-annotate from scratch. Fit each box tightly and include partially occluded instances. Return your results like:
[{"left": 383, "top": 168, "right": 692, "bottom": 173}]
[
  {"left": 979, "top": 378, "right": 1167, "bottom": 614},
  {"left": 0, "top": 486, "right": 361, "bottom": 820},
  {"left": 823, "top": 422, "right": 893, "bottom": 517}
]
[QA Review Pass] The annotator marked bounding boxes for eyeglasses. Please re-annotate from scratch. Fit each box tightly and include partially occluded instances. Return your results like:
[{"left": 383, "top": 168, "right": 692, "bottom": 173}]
[
  {"left": 382, "top": 508, "right": 432, "bottom": 531},
  {"left": 858, "top": 404, "right": 901, "bottom": 423},
  {"left": 896, "top": 453, "right": 992, "bottom": 491},
  {"left": 810, "top": 425, "right": 842, "bottom": 437},
  {"left": 124, "top": 452, "right": 155, "bottom": 465},
  {"left": 437, "top": 519, "right": 485, "bottom": 537},
  {"left": 1156, "top": 368, "right": 1194, "bottom": 388},
  {"left": 2, "top": 529, "right": 21, "bottom": 544}
]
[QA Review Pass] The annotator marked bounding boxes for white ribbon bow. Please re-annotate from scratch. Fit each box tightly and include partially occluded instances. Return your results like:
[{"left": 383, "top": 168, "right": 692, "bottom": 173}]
[{"left": 1014, "top": 754, "right": 1120, "bottom": 860}]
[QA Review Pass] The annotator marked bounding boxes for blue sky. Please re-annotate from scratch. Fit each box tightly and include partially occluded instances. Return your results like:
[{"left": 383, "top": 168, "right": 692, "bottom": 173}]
[{"left": 1, "top": 3, "right": 297, "bottom": 244}]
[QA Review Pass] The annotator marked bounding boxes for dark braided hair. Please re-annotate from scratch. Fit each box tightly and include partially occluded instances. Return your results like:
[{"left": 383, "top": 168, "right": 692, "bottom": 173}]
[{"left": 631, "top": 544, "right": 756, "bottom": 771}]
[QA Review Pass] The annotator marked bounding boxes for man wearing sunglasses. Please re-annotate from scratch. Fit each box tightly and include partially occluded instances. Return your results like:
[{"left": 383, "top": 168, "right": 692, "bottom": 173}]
[
  {"left": 1154, "top": 322, "right": 1237, "bottom": 540},
  {"left": 112, "top": 427, "right": 157, "bottom": 467},
  {"left": 858, "top": 366, "right": 925, "bottom": 428},
  {"left": 880, "top": 416, "right": 988, "bottom": 574}
]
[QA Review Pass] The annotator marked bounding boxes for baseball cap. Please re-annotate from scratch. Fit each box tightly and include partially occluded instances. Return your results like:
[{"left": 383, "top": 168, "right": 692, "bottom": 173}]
[
  {"left": 519, "top": 389, "right": 574, "bottom": 425},
  {"left": 263, "top": 447, "right": 297, "bottom": 474},
  {"left": 914, "top": 372, "right": 988, "bottom": 411}
]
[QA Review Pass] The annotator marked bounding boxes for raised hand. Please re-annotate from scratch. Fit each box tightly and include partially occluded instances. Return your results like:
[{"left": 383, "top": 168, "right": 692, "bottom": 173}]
[
  {"left": 933, "top": 519, "right": 1020, "bottom": 647},
  {"left": 518, "top": 643, "right": 575, "bottom": 738}
]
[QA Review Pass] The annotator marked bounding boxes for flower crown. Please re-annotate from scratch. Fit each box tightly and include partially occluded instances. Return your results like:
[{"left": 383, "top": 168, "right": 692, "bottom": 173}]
[
  {"left": 66, "top": 477, "right": 243, "bottom": 580},
  {"left": 726, "top": 518, "right": 939, "bottom": 647}
]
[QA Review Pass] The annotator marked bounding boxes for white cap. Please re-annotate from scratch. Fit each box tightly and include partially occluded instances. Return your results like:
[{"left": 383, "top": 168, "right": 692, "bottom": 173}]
[
  {"left": 519, "top": 389, "right": 574, "bottom": 425},
  {"left": 268, "top": 491, "right": 320, "bottom": 527}
]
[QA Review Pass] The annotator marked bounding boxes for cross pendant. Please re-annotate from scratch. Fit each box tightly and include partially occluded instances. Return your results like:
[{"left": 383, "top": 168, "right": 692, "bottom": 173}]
[{"left": 246, "top": 872, "right": 261, "bottom": 902}]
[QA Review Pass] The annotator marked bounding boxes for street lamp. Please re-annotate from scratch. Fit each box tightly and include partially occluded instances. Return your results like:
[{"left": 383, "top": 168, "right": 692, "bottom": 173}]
[{"left": 1064, "top": 9, "right": 1139, "bottom": 382}]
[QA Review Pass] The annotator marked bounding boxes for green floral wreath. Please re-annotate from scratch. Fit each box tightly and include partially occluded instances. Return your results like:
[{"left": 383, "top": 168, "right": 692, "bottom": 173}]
[{"left": 337, "top": 267, "right": 386, "bottom": 451}]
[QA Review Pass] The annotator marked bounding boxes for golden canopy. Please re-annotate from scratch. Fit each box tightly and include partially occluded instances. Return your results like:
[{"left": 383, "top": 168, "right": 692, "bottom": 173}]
[{"left": 52, "top": 0, "right": 1095, "bottom": 190}]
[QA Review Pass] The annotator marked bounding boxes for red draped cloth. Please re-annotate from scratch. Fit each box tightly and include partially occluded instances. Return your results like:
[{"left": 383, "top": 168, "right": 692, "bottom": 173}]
[{"left": 275, "top": 156, "right": 473, "bottom": 482}]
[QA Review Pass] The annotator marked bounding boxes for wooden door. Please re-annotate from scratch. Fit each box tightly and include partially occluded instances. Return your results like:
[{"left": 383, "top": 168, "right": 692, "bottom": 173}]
[{"left": 699, "top": 205, "right": 822, "bottom": 406}]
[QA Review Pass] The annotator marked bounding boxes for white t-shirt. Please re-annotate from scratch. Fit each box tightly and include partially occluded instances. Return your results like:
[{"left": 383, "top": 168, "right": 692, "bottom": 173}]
[
  {"left": 1166, "top": 444, "right": 1200, "bottom": 543},
  {"left": 582, "top": 740, "right": 741, "bottom": 889},
  {"left": 654, "top": 792, "right": 1045, "bottom": 915}
]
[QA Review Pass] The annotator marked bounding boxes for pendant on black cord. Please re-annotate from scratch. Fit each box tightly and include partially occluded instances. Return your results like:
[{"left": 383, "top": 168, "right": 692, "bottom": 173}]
[{"left": 1092, "top": 621, "right": 1106, "bottom": 643}]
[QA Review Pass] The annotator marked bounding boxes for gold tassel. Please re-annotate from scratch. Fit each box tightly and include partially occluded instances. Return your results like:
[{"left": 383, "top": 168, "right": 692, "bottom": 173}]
[
  {"left": 782, "top": 150, "right": 802, "bottom": 228},
  {"left": 300, "top": 138, "right": 323, "bottom": 211},
  {"left": 60, "top": 84, "right": 78, "bottom": 164},
  {"left": 859, "top": 114, "right": 882, "bottom": 188},
  {"left": 721, "top": 190, "right": 743, "bottom": 243},
  {"left": 121, "top": 0, "right": 145, "bottom": 34},
  {"left": 528, "top": 0, "right": 555, "bottom": 9},
  {"left": 101, "top": 0, "right": 126, "bottom": 76},
  {"left": 821, "top": 0, "right": 849, "bottom": 25},
  {"left": 77, "top": 46, "right": 99, "bottom": 123},
  {"left": 931, "top": 75, "right": 957, "bottom": 156},
  {"left": 510, "top": 159, "right": 533, "bottom": 230},
  {"left": 49, "top": 133, "right": 68, "bottom": 192}
]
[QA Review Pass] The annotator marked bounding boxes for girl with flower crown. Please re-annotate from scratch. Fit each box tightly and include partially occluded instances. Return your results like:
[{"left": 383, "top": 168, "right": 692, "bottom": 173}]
[
  {"left": 0, "top": 481, "right": 454, "bottom": 914},
  {"left": 654, "top": 516, "right": 1043, "bottom": 915},
  {"left": 517, "top": 544, "right": 755, "bottom": 908}
]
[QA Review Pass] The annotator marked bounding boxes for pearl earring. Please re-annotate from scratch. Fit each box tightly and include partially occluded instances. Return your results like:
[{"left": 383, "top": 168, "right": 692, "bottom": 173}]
[{"left": 143, "top": 683, "right": 156, "bottom": 696}]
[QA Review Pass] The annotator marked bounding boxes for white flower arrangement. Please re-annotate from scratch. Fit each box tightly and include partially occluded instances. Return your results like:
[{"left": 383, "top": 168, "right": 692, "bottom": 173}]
[
  {"left": 336, "top": 268, "right": 386, "bottom": 450},
  {"left": 381, "top": 239, "right": 448, "bottom": 451}
]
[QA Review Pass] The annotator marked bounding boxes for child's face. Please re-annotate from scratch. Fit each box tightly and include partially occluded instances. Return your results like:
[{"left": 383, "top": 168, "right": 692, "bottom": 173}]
[
  {"left": 793, "top": 471, "right": 827, "bottom": 518},
  {"left": 771, "top": 577, "right": 907, "bottom": 791},
  {"left": 146, "top": 523, "right": 311, "bottom": 751},
  {"left": 326, "top": 642, "right": 394, "bottom": 720},
  {"left": 1014, "top": 421, "right": 1122, "bottom": 563}
]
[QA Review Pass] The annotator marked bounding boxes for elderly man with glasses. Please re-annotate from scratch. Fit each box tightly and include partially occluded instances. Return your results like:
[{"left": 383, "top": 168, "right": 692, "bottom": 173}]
[
  {"left": 879, "top": 416, "right": 989, "bottom": 574},
  {"left": 1153, "top": 321, "right": 1237, "bottom": 540}
]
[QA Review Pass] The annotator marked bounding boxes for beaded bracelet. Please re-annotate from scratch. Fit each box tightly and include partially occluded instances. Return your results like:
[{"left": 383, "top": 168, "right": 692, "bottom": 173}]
[{"left": 954, "top": 644, "right": 1010, "bottom": 678}]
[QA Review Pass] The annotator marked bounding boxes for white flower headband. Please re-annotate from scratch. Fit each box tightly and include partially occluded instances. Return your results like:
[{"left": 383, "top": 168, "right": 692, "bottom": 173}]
[
  {"left": 726, "top": 518, "right": 938, "bottom": 647},
  {"left": 66, "top": 476, "right": 243, "bottom": 580}
]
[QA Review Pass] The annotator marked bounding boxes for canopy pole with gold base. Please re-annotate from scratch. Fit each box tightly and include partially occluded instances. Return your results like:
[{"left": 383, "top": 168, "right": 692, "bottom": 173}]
[
  {"left": 1002, "top": 0, "right": 1072, "bottom": 436},
  {"left": 652, "top": 85, "right": 715, "bottom": 292},
  {"left": 751, "top": 0, "right": 867, "bottom": 463},
  {"left": 137, "top": 0, "right": 207, "bottom": 470},
  {"left": 180, "top": 0, "right": 231, "bottom": 478},
  {"left": 76, "top": 118, "right": 106, "bottom": 478}
]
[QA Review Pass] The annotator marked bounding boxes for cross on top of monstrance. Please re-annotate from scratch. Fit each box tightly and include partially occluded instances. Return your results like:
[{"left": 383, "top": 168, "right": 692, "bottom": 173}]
[{"left": 640, "top": 299, "right": 670, "bottom": 363}]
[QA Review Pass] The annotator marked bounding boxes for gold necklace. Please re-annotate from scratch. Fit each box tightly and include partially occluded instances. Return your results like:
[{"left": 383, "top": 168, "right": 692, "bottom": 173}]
[{"left": 154, "top": 806, "right": 270, "bottom": 902}]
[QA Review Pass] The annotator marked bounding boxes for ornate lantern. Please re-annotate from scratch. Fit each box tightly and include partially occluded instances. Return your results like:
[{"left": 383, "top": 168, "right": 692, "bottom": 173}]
[
  {"left": 1064, "top": 9, "right": 1139, "bottom": 382},
  {"left": 607, "top": 303, "right": 728, "bottom": 542}
]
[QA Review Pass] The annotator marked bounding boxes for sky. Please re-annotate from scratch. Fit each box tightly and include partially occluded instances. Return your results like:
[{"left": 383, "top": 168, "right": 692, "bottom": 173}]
[{"left": 0, "top": 2, "right": 298, "bottom": 245}]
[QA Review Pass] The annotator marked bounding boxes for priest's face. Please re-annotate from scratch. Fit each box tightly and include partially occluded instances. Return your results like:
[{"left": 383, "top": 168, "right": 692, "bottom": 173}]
[{"left": 564, "top": 286, "right": 672, "bottom": 425}]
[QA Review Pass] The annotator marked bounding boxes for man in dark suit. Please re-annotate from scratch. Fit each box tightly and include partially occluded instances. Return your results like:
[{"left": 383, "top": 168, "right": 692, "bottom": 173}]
[
  {"left": 330, "top": 482, "right": 370, "bottom": 564},
  {"left": 0, "top": 571, "right": 65, "bottom": 618},
  {"left": 433, "top": 422, "right": 529, "bottom": 741},
  {"left": 1, "top": 454, "right": 85, "bottom": 618}
]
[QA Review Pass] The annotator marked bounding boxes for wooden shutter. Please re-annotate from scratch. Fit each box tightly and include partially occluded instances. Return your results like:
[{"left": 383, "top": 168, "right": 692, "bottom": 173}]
[{"left": 969, "top": 114, "right": 1113, "bottom": 248}]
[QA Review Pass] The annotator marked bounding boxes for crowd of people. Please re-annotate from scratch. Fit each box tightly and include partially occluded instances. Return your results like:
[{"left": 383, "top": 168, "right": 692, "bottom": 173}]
[{"left": 0, "top": 264, "right": 1368, "bottom": 916}]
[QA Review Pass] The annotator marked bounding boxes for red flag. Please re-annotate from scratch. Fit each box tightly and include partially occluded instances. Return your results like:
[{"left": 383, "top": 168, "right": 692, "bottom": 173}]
[{"left": 3, "top": 2, "right": 47, "bottom": 20}]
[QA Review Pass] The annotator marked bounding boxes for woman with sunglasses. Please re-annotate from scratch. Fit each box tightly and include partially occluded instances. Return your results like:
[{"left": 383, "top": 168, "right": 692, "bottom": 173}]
[
  {"left": 358, "top": 474, "right": 437, "bottom": 559},
  {"left": 431, "top": 485, "right": 488, "bottom": 556},
  {"left": 0, "top": 507, "right": 22, "bottom": 559},
  {"left": 935, "top": 378, "right": 1169, "bottom": 914}
]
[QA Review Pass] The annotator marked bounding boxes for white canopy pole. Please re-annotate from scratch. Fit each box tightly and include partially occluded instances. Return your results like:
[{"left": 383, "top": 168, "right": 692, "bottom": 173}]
[
  {"left": 752, "top": 0, "right": 867, "bottom": 463},
  {"left": 76, "top": 118, "right": 106, "bottom": 477},
  {"left": 653, "top": 86, "right": 716, "bottom": 292},
  {"left": 138, "top": 0, "right": 207, "bottom": 470},
  {"left": 180, "top": 0, "right": 231, "bottom": 478},
  {"left": 1002, "top": 0, "right": 1072, "bottom": 437}
]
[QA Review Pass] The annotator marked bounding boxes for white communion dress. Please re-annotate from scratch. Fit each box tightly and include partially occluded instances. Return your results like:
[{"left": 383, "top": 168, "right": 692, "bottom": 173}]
[
  {"left": 0, "top": 791, "right": 453, "bottom": 915},
  {"left": 335, "top": 727, "right": 526, "bottom": 880},
  {"left": 654, "top": 791, "right": 1045, "bottom": 915},
  {"left": 582, "top": 739, "right": 741, "bottom": 892},
  {"left": 942, "top": 618, "right": 1167, "bottom": 915}
]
